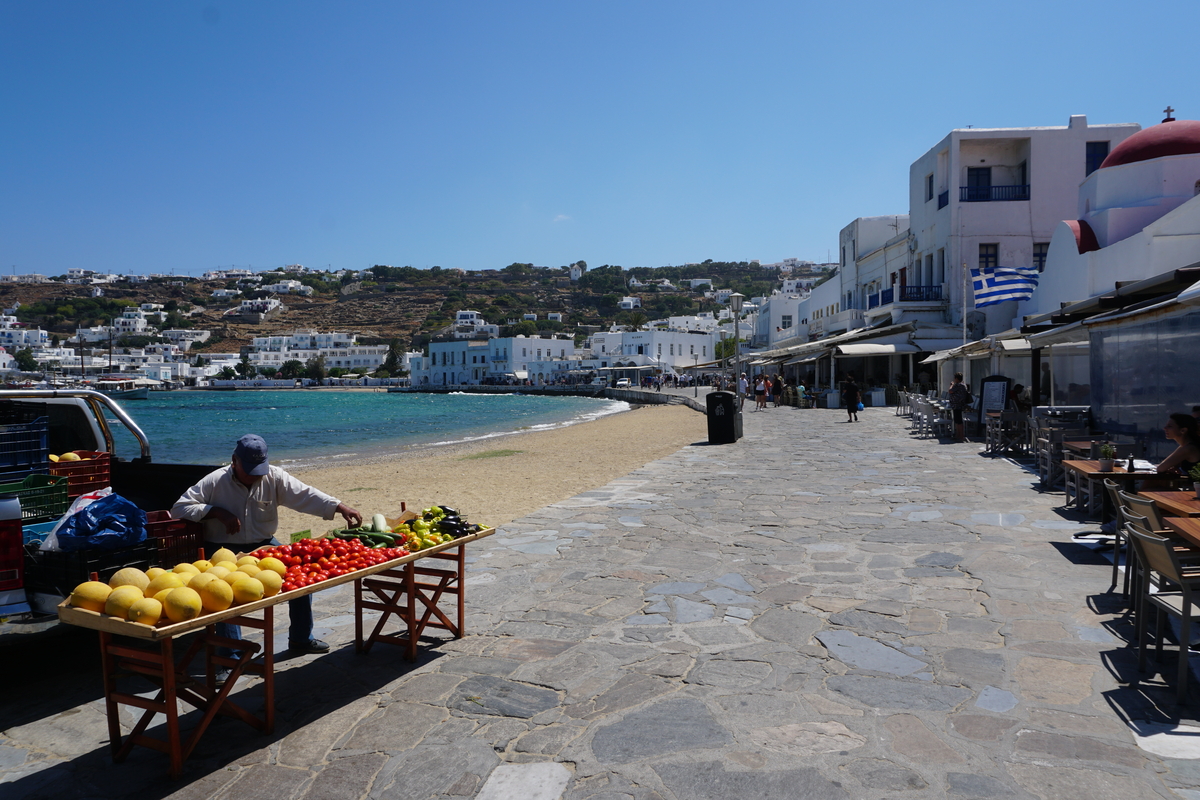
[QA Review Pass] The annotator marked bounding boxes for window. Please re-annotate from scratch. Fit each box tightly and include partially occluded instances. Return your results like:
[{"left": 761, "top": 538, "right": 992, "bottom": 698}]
[
  {"left": 781, "top": 314, "right": 792, "bottom": 329},
  {"left": 689, "top": 345, "right": 694, "bottom": 355},
  {"left": 966, "top": 167, "right": 992, "bottom": 201},
  {"left": 1086, "top": 141, "right": 1109, "bottom": 175},
  {"left": 669, "top": 344, "right": 674, "bottom": 356},
  {"left": 926, "top": 173, "right": 934, "bottom": 202},
  {"left": 702, "top": 346, "right": 706, "bottom": 357},
  {"left": 979, "top": 243, "right": 999, "bottom": 271},
  {"left": 1033, "top": 242, "right": 1049, "bottom": 272}
]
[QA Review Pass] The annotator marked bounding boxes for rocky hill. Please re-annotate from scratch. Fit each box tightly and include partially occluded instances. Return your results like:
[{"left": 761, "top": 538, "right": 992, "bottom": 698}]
[{"left": 0, "top": 260, "right": 817, "bottom": 353}]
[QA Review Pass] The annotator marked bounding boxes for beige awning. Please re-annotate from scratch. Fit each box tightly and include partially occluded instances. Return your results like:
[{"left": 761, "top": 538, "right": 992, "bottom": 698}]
[{"left": 834, "top": 343, "right": 920, "bottom": 356}]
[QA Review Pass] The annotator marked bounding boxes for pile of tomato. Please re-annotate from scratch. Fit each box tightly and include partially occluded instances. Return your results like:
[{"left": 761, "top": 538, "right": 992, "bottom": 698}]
[{"left": 252, "top": 537, "right": 409, "bottom": 592}]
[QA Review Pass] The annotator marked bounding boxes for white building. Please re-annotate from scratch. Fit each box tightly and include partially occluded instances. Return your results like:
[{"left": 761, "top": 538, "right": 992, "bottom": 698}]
[
  {"left": 112, "top": 309, "right": 148, "bottom": 336},
  {"left": 587, "top": 328, "right": 716, "bottom": 372},
  {"left": 0, "top": 274, "right": 50, "bottom": 284},
  {"left": 161, "top": 329, "right": 212, "bottom": 350},
  {"left": 908, "top": 114, "right": 1141, "bottom": 337},
  {"left": 247, "top": 330, "right": 389, "bottom": 372},
  {"left": 618, "top": 296, "right": 642, "bottom": 310},
  {"left": 447, "top": 310, "right": 500, "bottom": 339},
  {"left": 0, "top": 316, "right": 49, "bottom": 350},
  {"left": 414, "top": 335, "right": 580, "bottom": 385},
  {"left": 261, "top": 279, "right": 314, "bottom": 296},
  {"left": 1032, "top": 116, "right": 1200, "bottom": 315},
  {"left": 569, "top": 263, "right": 587, "bottom": 281},
  {"left": 212, "top": 288, "right": 242, "bottom": 299}
]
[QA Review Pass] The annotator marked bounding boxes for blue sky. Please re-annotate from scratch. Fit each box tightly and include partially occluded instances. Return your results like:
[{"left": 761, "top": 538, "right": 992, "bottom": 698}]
[{"left": 3, "top": 1, "right": 1198, "bottom": 276}]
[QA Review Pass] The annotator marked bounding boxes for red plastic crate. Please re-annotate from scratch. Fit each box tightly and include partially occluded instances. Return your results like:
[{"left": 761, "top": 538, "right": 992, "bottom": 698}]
[
  {"left": 48, "top": 451, "right": 112, "bottom": 498},
  {"left": 145, "top": 511, "right": 204, "bottom": 567}
]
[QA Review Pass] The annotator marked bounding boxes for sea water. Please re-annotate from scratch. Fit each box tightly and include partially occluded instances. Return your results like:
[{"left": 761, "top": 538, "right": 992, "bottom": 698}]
[{"left": 105, "top": 391, "right": 629, "bottom": 468}]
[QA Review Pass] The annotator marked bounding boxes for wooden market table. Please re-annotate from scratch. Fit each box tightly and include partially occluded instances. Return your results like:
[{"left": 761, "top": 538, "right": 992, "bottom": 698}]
[
  {"left": 56, "top": 527, "right": 494, "bottom": 778},
  {"left": 1143, "top": 491, "right": 1200, "bottom": 519}
]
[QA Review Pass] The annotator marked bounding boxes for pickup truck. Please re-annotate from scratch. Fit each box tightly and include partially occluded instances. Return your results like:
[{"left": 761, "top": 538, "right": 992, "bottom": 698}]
[{"left": 0, "top": 390, "right": 215, "bottom": 627}]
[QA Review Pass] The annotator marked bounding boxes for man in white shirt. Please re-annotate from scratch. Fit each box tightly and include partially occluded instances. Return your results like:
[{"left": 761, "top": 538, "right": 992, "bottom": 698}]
[
  {"left": 738, "top": 372, "right": 748, "bottom": 410},
  {"left": 172, "top": 434, "right": 362, "bottom": 657}
]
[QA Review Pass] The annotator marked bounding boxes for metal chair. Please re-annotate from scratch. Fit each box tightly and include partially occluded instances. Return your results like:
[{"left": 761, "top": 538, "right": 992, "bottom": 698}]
[{"left": 1127, "top": 527, "right": 1200, "bottom": 704}]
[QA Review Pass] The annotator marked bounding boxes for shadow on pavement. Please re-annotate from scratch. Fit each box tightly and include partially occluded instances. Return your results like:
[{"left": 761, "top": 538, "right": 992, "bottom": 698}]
[{"left": 2, "top": 633, "right": 454, "bottom": 799}]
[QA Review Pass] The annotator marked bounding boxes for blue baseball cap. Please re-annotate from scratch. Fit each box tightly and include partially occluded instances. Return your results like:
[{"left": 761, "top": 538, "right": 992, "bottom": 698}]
[{"left": 234, "top": 434, "right": 270, "bottom": 476}]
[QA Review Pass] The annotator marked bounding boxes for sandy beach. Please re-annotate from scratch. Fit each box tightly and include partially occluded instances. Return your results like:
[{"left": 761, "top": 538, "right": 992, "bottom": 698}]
[{"left": 275, "top": 403, "right": 705, "bottom": 535}]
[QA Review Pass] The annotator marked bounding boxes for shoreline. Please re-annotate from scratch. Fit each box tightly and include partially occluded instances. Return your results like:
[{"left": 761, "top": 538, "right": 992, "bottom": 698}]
[{"left": 275, "top": 402, "right": 704, "bottom": 533}]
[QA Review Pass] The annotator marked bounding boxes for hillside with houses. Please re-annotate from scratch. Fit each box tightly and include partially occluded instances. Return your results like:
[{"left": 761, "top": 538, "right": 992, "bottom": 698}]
[{"left": 0, "top": 260, "right": 831, "bottom": 386}]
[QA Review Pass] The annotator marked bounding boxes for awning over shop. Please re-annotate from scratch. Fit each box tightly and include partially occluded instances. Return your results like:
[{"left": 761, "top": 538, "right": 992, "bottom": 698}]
[
  {"left": 784, "top": 353, "right": 826, "bottom": 365},
  {"left": 912, "top": 338, "right": 969, "bottom": 352},
  {"left": 997, "top": 338, "right": 1031, "bottom": 352},
  {"left": 834, "top": 343, "right": 920, "bottom": 356}
]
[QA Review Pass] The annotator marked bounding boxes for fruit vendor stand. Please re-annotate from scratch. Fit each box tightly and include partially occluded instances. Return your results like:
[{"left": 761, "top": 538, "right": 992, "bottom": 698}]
[{"left": 56, "top": 524, "right": 494, "bottom": 779}]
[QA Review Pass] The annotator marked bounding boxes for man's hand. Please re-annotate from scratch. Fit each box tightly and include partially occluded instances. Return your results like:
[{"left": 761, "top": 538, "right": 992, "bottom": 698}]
[
  {"left": 205, "top": 506, "right": 241, "bottom": 535},
  {"left": 337, "top": 503, "right": 362, "bottom": 529}
]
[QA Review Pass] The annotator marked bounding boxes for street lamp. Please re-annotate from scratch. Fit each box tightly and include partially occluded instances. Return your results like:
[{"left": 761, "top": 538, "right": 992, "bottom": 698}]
[
  {"left": 693, "top": 353, "right": 699, "bottom": 397},
  {"left": 728, "top": 293, "right": 745, "bottom": 408}
]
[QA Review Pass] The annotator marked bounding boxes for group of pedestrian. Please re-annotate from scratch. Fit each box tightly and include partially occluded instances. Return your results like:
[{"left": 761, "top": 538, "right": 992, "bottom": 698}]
[{"left": 746, "top": 373, "right": 783, "bottom": 411}]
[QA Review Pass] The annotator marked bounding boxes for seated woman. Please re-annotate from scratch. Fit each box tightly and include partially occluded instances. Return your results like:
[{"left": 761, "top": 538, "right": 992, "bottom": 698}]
[{"left": 1138, "top": 412, "right": 1200, "bottom": 491}]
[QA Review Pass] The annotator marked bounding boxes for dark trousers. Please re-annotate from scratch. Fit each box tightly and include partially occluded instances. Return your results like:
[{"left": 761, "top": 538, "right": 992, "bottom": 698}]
[{"left": 204, "top": 539, "right": 313, "bottom": 650}]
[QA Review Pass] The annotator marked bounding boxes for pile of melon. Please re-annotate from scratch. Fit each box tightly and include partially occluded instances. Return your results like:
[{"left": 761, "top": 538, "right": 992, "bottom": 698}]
[{"left": 68, "top": 547, "right": 286, "bottom": 627}]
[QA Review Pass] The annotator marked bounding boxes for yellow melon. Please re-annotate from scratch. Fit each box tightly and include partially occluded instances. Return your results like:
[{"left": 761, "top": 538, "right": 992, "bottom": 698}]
[
  {"left": 163, "top": 587, "right": 202, "bottom": 622},
  {"left": 236, "top": 555, "right": 259, "bottom": 567},
  {"left": 231, "top": 577, "right": 264, "bottom": 605},
  {"left": 104, "top": 585, "right": 145, "bottom": 619},
  {"left": 257, "top": 557, "right": 286, "bottom": 577},
  {"left": 255, "top": 570, "right": 282, "bottom": 597},
  {"left": 58, "top": 452, "right": 81, "bottom": 462},
  {"left": 172, "top": 562, "right": 200, "bottom": 577},
  {"left": 109, "top": 567, "right": 150, "bottom": 593},
  {"left": 192, "top": 559, "right": 214, "bottom": 572},
  {"left": 188, "top": 571, "right": 218, "bottom": 591},
  {"left": 198, "top": 579, "right": 233, "bottom": 612},
  {"left": 144, "top": 572, "right": 185, "bottom": 598},
  {"left": 206, "top": 565, "right": 231, "bottom": 580},
  {"left": 210, "top": 547, "right": 237, "bottom": 565},
  {"left": 127, "top": 598, "right": 162, "bottom": 626},
  {"left": 235, "top": 564, "right": 262, "bottom": 579},
  {"left": 213, "top": 560, "right": 238, "bottom": 572},
  {"left": 70, "top": 581, "right": 112, "bottom": 612},
  {"left": 153, "top": 588, "right": 175, "bottom": 604},
  {"left": 146, "top": 567, "right": 166, "bottom": 581}
]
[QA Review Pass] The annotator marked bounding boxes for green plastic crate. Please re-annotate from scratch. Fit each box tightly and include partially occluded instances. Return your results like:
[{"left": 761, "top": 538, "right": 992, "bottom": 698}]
[{"left": 0, "top": 474, "right": 69, "bottom": 524}]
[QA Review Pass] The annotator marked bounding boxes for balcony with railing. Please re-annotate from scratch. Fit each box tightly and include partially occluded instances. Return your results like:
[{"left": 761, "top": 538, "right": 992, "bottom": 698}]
[
  {"left": 898, "top": 285, "right": 942, "bottom": 302},
  {"left": 959, "top": 185, "right": 1030, "bottom": 202},
  {"left": 868, "top": 285, "right": 943, "bottom": 309}
]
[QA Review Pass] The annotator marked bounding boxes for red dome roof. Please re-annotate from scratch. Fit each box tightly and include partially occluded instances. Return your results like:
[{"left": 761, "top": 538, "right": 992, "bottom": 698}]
[{"left": 1101, "top": 119, "right": 1200, "bottom": 168}]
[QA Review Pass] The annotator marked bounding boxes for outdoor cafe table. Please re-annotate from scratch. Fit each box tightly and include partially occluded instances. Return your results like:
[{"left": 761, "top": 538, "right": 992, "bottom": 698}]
[
  {"left": 1061, "top": 460, "right": 1149, "bottom": 518},
  {"left": 1142, "top": 491, "right": 1200, "bottom": 518},
  {"left": 1164, "top": 516, "right": 1200, "bottom": 548},
  {"left": 56, "top": 527, "right": 494, "bottom": 779}
]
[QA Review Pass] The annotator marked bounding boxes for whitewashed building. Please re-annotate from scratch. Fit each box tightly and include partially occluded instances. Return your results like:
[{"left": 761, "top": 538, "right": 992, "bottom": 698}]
[{"left": 908, "top": 114, "right": 1141, "bottom": 337}]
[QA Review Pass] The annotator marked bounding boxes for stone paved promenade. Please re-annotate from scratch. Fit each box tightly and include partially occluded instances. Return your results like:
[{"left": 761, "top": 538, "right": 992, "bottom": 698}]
[{"left": 4, "top": 402, "right": 1200, "bottom": 799}]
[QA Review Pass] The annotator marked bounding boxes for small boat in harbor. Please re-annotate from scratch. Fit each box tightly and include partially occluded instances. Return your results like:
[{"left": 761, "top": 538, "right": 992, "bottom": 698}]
[{"left": 93, "top": 378, "right": 151, "bottom": 400}]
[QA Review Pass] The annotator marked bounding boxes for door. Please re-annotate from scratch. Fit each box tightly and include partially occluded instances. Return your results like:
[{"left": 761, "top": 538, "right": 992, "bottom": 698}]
[{"left": 967, "top": 167, "right": 992, "bottom": 201}]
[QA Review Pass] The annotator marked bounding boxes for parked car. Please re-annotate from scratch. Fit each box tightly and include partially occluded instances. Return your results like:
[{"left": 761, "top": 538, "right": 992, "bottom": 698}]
[{"left": 615, "top": 378, "right": 631, "bottom": 388}]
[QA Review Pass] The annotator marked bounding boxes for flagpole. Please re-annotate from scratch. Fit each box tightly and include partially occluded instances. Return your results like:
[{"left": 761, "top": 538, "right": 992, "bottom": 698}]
[{"left": 961, "top": 262, "right": 968, "bottom": 384}]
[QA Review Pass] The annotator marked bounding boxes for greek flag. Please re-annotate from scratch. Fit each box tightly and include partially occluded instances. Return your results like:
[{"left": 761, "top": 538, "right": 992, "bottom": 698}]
[{"left": 969, "top": 265, "right": 1039, "bottom": 308}]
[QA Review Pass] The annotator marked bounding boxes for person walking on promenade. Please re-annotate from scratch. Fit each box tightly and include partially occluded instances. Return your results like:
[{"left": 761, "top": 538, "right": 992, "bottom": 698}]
[
  {"left": 754, "top": 374, "right": 768, "bottom": 411},
  {"left": 841, "top": 373, "right": 861, "bottom": 422},
  {"left": 738, "top": 372, "right": 748, "bottom": 410},
  {"left": 947, "top": 372, "right": 972, "bottom": 442},
  {"left": 772, "top": 374, "right": 783, "bottom": 408},
  {"left": 172, "top": 434, "right": 363, "bottom": 659}
]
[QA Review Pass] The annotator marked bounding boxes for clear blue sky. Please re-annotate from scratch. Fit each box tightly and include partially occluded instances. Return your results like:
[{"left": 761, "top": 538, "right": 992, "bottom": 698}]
[{"left": 3, "top": 1, "right": 1197, "bottom": 276}]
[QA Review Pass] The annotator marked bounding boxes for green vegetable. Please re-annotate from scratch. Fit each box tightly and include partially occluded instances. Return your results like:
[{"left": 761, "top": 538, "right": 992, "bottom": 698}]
[{"left": 372, "top": 514, "right": 389, "bottom": 533}]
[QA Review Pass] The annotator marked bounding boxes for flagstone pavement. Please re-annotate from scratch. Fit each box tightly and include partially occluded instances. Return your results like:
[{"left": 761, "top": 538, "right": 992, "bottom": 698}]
[{"left": 4, "top": 402, "right": 1200, "bottom": 799}]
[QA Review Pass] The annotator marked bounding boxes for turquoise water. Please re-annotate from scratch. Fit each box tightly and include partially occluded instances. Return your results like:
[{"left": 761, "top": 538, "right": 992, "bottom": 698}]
[{"left": 105, "top": 391, "right": 629, "bottom": 467}]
